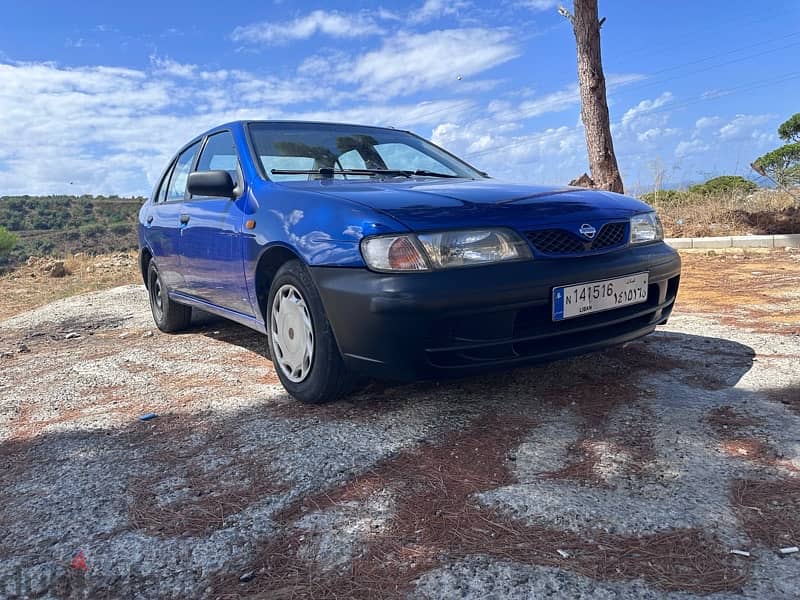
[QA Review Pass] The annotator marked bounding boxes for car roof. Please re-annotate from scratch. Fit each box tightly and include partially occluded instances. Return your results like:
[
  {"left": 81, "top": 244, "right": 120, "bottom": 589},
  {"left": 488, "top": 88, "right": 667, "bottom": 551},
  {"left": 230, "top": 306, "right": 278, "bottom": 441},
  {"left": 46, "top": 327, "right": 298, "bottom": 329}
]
[{"left": 205, "top": 120, "right": 405, "bottom": 138}]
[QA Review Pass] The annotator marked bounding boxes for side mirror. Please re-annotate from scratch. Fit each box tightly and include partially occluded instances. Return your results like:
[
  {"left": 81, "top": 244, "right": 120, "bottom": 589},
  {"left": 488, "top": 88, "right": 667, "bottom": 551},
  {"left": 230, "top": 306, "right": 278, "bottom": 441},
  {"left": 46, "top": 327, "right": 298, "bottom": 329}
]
[{"left": 187, "top": 170, "right": 236, "bottom": 198}]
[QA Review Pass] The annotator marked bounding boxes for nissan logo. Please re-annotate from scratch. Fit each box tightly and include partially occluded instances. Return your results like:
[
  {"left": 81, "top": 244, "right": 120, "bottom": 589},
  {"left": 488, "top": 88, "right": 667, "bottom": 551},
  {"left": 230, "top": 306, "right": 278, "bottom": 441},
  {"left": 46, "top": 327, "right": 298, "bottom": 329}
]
[{"left": 579, "top": 224, "right": 597, "bottom": 239}]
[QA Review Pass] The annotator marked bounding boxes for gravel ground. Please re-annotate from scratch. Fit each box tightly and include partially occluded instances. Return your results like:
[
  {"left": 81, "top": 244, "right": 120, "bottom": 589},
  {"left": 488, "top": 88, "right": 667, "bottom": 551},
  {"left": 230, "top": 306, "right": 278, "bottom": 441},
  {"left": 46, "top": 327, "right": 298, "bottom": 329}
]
[{"left": 1, "top": 266, "right": 799, "bottom": 598}]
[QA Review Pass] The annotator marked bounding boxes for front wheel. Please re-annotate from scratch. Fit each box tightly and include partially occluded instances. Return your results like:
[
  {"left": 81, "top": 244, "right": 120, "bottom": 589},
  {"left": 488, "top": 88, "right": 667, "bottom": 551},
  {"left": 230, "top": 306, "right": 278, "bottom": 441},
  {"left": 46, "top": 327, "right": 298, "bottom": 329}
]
[{"left": 267, "top": 260, "right": 356, "bottom": 403}]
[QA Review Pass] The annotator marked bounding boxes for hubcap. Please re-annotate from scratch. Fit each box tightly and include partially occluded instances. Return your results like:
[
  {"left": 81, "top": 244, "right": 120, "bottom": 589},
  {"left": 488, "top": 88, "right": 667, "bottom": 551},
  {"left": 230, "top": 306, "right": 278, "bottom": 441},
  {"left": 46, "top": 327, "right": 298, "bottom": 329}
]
[{"left": 270, "top": 284, "right": 314, "bottom": 383}]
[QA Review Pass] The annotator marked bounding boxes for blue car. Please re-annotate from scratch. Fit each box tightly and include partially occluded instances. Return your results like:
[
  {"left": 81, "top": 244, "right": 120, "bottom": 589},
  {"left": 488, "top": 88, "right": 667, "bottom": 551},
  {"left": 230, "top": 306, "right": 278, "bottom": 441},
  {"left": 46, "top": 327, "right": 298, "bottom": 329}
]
[{"left": 138, "top": 121, "right": 681, "bottom": 403}]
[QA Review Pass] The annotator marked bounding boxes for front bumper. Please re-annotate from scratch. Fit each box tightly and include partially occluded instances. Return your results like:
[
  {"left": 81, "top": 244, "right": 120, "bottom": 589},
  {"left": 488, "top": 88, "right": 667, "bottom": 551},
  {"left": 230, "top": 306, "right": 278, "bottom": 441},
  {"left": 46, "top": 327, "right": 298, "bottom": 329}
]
[{"left": 310, "top": 242, "right": 681, "bottom": 381}]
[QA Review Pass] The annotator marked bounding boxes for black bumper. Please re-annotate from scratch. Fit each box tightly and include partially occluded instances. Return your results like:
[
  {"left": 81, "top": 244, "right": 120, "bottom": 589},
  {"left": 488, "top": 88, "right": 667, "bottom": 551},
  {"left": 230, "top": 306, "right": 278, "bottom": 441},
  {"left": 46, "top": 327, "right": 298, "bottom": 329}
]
[{"left": 310, "top": 243, "right": 682, "bottom": 381}]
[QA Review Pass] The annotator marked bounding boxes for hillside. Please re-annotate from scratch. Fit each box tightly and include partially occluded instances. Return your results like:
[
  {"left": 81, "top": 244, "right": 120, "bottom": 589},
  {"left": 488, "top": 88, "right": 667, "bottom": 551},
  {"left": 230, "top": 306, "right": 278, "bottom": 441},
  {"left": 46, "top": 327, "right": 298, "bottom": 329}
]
[{"left": 0, "top": 195, "right": 143, "bottom": 269}]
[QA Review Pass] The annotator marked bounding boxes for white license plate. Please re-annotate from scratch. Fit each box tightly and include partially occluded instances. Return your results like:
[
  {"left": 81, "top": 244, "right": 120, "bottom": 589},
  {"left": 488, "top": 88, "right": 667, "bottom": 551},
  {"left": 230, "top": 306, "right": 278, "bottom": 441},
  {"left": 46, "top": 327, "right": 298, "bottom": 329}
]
[{"left": 552, "top": 272, "right": 649, "bottom": 321}]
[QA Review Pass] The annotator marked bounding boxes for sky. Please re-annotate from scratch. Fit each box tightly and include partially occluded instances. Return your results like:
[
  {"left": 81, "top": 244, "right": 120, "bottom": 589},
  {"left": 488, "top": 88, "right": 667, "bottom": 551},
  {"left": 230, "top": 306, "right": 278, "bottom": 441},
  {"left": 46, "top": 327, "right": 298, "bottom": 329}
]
[{"left": 1, "top": 0, "right": 798, "bottom": 197}]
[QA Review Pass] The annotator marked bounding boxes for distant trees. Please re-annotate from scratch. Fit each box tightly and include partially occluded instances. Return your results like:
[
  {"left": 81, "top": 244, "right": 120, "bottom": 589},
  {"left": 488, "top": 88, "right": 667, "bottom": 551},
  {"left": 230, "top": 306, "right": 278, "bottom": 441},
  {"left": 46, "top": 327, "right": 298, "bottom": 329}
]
[
  {"left": 752, "top": 113, "right": 800, "bottom": 194},
  {"left": 0, "top": 195, "right": 143, "bottom": 270}
]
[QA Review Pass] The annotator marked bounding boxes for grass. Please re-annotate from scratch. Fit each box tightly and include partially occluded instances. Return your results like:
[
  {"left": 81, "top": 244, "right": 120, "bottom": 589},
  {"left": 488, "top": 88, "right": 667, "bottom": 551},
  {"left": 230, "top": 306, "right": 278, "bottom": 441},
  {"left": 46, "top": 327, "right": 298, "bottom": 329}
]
[{"left": 647, "top": 189, "right": 799, "bottom": 238}]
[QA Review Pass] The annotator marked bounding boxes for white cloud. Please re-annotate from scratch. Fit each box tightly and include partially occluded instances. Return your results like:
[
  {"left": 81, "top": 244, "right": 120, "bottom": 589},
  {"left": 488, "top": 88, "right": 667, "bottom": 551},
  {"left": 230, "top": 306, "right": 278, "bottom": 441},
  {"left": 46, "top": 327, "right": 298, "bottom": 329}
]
[
  {"left": 620, "top": 92, "right": 673, "bottom": 128},
  {"left": 675, "top": 139, "right": 710, "bottom": 158},
  {"left": 0, "top": 59, "right": 478, "bottom": 195},
  {"left": 636, "top": 127, "right": 679, "bottom": 143},
  {"left": 695, "top": 115, "right": 721, "bottom": 129},
  {"left": 302, "top": 28, "right": 520, "bottom": 99},
  {"left": 431, "top": 118, "right": 584, "bottom": 183},
  {"left": 491, "top": 73, "right": 645, "bottom": 121},
  {"left": 517, "top": 0, "right": 560, "bottom": 10},
  {"left": 509, "top": 85, "right": 580, "bottom": 119},
  {"left": 717, "top": 113, "right": 773, "bottom": 141},
  {"left": 150, "top": 55, "right": 197, "bottom": 78},
  {"left": 231, "top": 10, "right": 383, "bottom": 45},
  {"left": 409, "top": 0, "right": 470, "bottom": 23}
]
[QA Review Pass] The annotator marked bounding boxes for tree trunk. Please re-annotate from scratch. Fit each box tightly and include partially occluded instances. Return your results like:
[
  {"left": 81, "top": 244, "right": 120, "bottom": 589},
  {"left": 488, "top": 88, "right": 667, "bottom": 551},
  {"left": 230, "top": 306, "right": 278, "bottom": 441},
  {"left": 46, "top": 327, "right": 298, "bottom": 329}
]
[{"left": 564, "top": 0, "right": 624, "bottom": 193}]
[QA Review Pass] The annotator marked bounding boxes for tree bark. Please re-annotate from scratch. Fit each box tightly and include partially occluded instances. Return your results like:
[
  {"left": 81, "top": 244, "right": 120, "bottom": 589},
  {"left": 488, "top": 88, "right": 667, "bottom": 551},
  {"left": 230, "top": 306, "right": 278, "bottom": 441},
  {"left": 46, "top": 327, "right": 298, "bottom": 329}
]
[{"left": 563, "top": 1, "right": 624, "bottom": 193}]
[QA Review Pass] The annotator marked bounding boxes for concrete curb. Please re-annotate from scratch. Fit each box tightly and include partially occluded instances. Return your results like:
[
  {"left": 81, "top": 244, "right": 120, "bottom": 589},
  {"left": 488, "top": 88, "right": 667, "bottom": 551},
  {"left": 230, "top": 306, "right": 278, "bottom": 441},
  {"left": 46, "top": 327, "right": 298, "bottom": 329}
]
[{"left": 666, "top": 233, "right": 800, "bottom": 249}]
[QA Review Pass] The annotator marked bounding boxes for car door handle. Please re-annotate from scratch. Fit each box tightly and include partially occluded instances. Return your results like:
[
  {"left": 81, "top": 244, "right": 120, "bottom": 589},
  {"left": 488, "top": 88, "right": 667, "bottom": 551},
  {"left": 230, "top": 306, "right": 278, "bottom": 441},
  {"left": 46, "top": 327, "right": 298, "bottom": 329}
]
[
  {"left": 179, "top": 214, "right": 190, "bottom": 225},
  {"left": 146, "top": 216, "right": 153, "bottom": 224}
]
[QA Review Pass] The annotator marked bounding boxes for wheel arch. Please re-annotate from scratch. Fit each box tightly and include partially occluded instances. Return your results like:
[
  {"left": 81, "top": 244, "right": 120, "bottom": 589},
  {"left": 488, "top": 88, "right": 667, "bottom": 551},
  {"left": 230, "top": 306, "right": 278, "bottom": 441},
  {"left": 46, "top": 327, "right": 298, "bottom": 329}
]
[
  {"left": 254, "top": 244, "right": 304, "bottom": 321},
  {"left": 139, "top": 247, "right": 154, "bottom": 288}
]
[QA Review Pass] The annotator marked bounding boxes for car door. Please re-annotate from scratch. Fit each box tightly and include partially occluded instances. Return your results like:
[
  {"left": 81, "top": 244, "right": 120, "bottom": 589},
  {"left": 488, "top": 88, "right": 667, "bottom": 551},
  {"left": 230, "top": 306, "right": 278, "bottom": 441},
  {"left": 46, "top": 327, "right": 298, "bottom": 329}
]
[
  {"left": 178, "top": 130, "right": 254, "bottom": 316},
  {"left": 142, "top": 140, "right": 200, "bottom": 290}
]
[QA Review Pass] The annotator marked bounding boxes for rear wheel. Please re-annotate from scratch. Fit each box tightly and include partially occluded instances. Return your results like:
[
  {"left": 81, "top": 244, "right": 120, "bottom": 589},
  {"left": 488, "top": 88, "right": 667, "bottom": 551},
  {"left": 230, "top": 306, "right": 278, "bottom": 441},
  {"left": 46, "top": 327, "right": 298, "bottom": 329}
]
[
  {"left": 147, "top": 261, "right": 192, "bottom": 332},
  {"left": 267, "top": 260, "right": 356, "bottom": 403}
]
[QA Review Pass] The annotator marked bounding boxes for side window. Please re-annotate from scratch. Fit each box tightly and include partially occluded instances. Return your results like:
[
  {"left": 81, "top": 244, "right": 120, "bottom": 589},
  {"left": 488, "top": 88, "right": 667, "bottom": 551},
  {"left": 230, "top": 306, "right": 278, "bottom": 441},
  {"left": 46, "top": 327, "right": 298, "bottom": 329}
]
[
  {"left": 338, "top": 149, "right": 366, "bottom": 170},
  {"left": 165, "top": 141, "right": 201, "bottom": 202},
  {"left": 196, "top": 131, "right": 239, "bottom": 182},
  {"left": 155, "top": 162, "right": 175, "bottom": 204}
]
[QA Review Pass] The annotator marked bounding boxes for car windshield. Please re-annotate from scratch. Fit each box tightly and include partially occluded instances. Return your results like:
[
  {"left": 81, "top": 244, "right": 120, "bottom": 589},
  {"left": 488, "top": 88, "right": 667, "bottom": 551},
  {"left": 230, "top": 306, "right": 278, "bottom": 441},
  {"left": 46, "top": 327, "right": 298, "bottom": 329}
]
[{"left": 248, "top": 122, "right": 484, "bottom": 182}]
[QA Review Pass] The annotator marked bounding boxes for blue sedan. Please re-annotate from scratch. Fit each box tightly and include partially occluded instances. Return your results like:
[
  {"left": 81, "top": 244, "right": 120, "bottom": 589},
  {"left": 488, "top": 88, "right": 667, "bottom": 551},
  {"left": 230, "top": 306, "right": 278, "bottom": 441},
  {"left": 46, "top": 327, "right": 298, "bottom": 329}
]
[{"left": 138, "top": 121, "right": 681, "bottom": 403}]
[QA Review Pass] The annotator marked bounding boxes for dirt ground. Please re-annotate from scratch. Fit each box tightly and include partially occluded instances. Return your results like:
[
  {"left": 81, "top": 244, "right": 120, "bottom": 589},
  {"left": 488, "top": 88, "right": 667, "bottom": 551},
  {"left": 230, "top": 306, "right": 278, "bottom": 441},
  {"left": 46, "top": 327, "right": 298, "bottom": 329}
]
[
  {"left": 1, "top": 249, "right": 799, "bottom": 598},
  {"left": 0, "top": 252, "right": 139, "bottom": 321},
  {"left": 677, "top": 249, "right": 800, "bottom": 334}
]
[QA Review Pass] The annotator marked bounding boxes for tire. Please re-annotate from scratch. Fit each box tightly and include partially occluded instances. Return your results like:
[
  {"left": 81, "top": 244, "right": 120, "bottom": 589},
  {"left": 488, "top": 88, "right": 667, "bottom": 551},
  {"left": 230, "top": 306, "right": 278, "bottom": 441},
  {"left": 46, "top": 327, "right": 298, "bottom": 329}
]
[
  {"left": 267, "top": 260, "right": 356, "bottom": 404},
  {"left": 147, "top": 261, "right": 192, "bottom": 333}
]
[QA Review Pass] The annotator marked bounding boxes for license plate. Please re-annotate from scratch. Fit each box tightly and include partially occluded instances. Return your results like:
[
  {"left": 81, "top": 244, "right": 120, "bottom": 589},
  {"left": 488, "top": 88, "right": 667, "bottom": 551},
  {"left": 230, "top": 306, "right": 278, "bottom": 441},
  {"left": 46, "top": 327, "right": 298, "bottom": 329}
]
[{"left": 552, "top": 272, "right": 649, "bottom": 321}]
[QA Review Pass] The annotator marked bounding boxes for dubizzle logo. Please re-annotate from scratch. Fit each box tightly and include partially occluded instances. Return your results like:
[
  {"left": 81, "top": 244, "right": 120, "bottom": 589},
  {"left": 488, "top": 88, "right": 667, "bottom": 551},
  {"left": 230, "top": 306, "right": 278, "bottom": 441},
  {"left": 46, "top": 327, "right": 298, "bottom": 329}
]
[{"left": 70, "top": 551, "right": 88, "bottom": 574}]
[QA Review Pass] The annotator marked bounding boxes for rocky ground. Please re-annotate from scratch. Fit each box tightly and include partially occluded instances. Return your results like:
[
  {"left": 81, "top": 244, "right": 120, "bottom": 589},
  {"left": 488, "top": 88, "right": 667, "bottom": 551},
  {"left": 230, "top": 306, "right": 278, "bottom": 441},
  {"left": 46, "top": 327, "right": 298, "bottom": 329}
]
[{"left": 0, "top": 249, "right": 799, "bottom": 599}]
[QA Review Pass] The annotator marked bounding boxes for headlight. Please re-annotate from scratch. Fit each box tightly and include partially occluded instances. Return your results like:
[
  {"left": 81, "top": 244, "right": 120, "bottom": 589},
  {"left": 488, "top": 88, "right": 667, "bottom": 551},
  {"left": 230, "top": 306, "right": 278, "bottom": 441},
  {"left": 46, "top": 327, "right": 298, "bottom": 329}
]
[
  {"left": 417, "top": 229, "right": 531, "bottom": 268},
  {"left": 361, "top": 235, "right": 429, "bottom": 271},
  {"left": 360, "top": 228, "right": 531, "bottom": 272},
  {"left": 630, "top": 212, "right": 664, "bottom": 244}
]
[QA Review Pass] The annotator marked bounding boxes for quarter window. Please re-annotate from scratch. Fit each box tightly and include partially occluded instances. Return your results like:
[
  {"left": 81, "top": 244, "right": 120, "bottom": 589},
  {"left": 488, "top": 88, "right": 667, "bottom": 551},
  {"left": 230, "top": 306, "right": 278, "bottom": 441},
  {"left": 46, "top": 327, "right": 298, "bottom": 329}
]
[
  {"left": 165, "top": 141, "right": 201, "bottom": 202},
  {"left": 155, "top": 162, "right": 175, "bottom": 203}
]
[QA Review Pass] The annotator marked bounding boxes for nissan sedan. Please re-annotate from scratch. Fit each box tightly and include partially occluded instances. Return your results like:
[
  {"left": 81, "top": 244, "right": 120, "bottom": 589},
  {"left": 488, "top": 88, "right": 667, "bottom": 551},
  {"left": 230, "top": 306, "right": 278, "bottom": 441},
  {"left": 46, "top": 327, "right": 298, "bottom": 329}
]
[{"left": 138, "top": 121, "right": 681, "bottom": 403}]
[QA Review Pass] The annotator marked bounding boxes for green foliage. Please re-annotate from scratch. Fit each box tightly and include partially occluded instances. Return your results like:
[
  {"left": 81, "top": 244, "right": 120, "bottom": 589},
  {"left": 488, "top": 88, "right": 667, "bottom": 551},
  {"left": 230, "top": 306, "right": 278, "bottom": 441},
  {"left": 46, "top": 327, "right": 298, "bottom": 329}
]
[
  {"left": 753, "top": 114, "right": 800, "bottom": 193},
  {"left": 0, "top": 194, "right": 144, "bottom": 269},
  {"left": 0, "top": 226, "right": 18, "bottom": 257},
  {"left": 639, "top": 189, "right": 688, "bottom": 206},
  {"left": 109, "top": 221, "right": 132, "bottom": 236},
  {"left": 753, "top": 142, "right": 800, "bottom": 187},
  {"left": 79, "top": 223, "right": 105, "bottom": 237},
  {"left": 641, "top": 175, "right": 758, "bottom": 206},
  {"left": 688, "top": 175, "right": 757, "bottom": 196},
  {"left": 778, "top": 113, "right": 800, "bottom": 143}
]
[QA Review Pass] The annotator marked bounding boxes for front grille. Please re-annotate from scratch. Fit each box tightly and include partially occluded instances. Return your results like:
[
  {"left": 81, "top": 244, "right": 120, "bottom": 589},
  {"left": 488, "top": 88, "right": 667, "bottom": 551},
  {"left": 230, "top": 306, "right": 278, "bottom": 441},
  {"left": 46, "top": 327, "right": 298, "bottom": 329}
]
[
  {"left": 526, "top": 222, "right": 628, "bottom": 255},
  {"left": 591, "top": 221, "right": 627, "bottom": 248}
]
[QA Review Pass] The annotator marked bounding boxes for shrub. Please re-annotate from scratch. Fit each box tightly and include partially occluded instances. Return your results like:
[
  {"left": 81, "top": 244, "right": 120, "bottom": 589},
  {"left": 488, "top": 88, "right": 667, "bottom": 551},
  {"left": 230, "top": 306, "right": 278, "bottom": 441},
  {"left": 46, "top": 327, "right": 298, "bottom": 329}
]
[
  {"left": 639, "top": 189, "right": 688, "bottom": 206},
  {"left": 0, "top": 226, "right": 17, "bottom": 257},
  {"left": 687, "top": 176, "right": 757, "bottom": 196},
  {"left": 109, "top": 222, "right": 132, "bottom": 235},
  {"left": 79, "top": 223, "right": 104, "bottom": 237}
]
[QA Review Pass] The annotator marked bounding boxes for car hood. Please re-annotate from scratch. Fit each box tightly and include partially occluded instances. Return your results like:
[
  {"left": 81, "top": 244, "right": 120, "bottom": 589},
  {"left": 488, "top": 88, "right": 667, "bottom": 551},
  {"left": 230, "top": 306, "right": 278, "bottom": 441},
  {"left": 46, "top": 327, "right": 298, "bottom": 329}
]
[{"left": 285, "top": 178, "right": 653, "bottom": 231}]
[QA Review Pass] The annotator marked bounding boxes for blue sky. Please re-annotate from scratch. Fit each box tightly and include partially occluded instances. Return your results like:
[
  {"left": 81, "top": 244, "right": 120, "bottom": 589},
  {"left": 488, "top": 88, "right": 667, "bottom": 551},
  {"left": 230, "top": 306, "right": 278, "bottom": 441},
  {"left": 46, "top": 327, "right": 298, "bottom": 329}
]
[{"left": 1, "top": 0, "right": 798, "bottom": 196}]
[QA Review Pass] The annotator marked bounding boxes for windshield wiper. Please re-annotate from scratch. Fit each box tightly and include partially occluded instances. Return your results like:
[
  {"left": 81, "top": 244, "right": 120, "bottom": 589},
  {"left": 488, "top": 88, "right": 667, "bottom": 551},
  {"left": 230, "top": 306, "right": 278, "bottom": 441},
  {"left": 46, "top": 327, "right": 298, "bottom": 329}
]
[
  {"left": 270, "top": 168, "right": 411, "bottom": 178},
  {"left": 270, "top": 168, "right": 462, "bottom": 179},
  {"left": 408, "top": 169, "right": 460, "bottom": 178}
]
